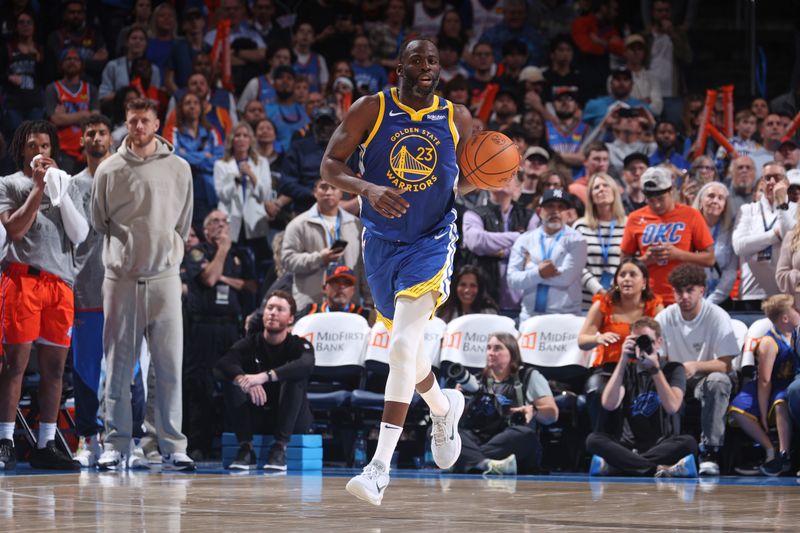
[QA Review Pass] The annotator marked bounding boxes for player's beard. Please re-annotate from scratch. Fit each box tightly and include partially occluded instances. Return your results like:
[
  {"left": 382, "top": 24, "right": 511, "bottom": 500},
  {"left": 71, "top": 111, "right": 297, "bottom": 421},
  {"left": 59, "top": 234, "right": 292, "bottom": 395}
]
[
  {"left": 404, "top": 72, "right": 439, "bottom": 99},
  {"left": 88, "top": 146, "right": 108, "bottom": 159}
]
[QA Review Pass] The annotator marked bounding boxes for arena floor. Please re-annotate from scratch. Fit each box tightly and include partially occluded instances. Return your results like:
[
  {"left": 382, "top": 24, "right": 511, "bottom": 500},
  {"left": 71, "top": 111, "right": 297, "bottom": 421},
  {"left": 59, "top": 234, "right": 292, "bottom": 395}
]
[{"left": 2, "top": 467, "right": 799, "bottom": 532}]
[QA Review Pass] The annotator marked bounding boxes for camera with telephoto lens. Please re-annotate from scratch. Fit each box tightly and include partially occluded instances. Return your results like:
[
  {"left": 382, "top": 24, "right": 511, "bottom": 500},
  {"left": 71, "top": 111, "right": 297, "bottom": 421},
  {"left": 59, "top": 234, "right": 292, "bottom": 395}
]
[
  {"left": 628, "top": 334, "right": 654, "bottom": 359},
  {"left": 447, "top": 363, "right": 479, "bottom": 393}
]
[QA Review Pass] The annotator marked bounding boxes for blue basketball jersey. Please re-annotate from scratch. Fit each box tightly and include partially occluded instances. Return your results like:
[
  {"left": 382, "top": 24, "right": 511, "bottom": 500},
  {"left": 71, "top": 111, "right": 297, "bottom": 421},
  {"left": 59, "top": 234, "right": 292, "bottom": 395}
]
[
  {"left": 359, "top": 87, "right": 460, "bottom": 243},
  {"left": 761, "top": 328, "right": 796, "bottom": 383}
]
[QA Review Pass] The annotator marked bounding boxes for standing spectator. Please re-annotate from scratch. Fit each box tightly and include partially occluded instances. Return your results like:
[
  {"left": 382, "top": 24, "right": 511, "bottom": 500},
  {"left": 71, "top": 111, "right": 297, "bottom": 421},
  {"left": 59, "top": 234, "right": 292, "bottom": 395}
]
[
  {"left": 571, "top": 143, "right": 612, "bottom": 205},
  {"left": 100, "top": 25, "right": 161, "bottom": 104},
  {"left": 1, "top": 11, "right": 45, "bottom": 141},
  {"left": 732, "top": 162, "right": 794, "bottom": 309},
  {"left": 281, "top": 178, "right": 369, "bottom": 311},
  {"left": 497, "top": 39, "right": 530, "bottom": 90},
  {"left": 586, "top": 317, "right": 697, "bottom": 478},
  {"left": 0, "top": 121, "right": 88, "bottom": 471},
  {"left": 250, "top": 0, "right": 290, "bottom": 45},
  {"left": 620, "top": 167, "right": 715, "bottom": 305},
  {"left": 462, "top": 176, "right": 536, "bottom": 318},
  {"left": 116, "top": 0, "right": 152, "bottom": 56},
  {"left": 45, "top": 0, "right": 108, "bottom": 83},
  {"left": 573, "top": 173, "right": 627, "bottom": 308},
  {"left": 777, "top": 198, "right": 800, "bottom": 307},
  {"left": 241, "top": 100, "right": 267, "bottom": 130},
  {"left": 507, "top": 189, "right": 588, "bottom": 321},
  {"left": 436, "top": 265, "right": 499, "bottom": 323},
  {"left": 760, "top": 113, "right": 786, "bottom": 155},
  {"left": 215, "top": 291, "right": 314, "bottom": 471},
  {"left": 291, "top": 21, "right": 328, "bottom": 94},
  {"left": 519, "top": 146, "right": 550, "bottom": 207},
  {"left": 167, "top": 92, "right": 224, "bottom": 228},
  {"left": 486, "top": 89, "right": 521, "bottom": 132},
  {"left": 649, "top": 121, "right": 689, "bottom": 172},
  {"left": 45, "top": 48, "right": 100, "bottom": 174},
  {"left": 183, "top": 209, "right": 257, "bottom": 460},
  {"left": 266, "top": 65, "right": 311, "bottom": 151},
  {"left": 542, "top": 35, "right": 584, "bottom": 104},
  {"left": 254, "top": 117, "right": 284, "bottom": 173},
  {"left": 351, "top": 34, "right": 388, "bottom": 94},
  {"left": 655, "top": 264, "right": 740, "bottom": 476},
  {"left": 437, "top": 37, "right": 469, "bottom": 84},
  {"left": 204, "top": 0, "right": 267, "bottom": 92},
  {"left": 714, "top": 110, "right": 764, "bottom": 174},
  {"left": 642, "top": 0, "right": 693, "bottom": 99},
  {"left": 237, "top": 46, "right": 294, "bottom": 114},
  {"left": 728, "top": 295, "right": 797, "bottom": 476},
  {"left": 166, "top": 53, "right": 239, "bottom": 122},
  {"left": 167, "top": 8, "right": 211, "bottom": 91},
  {"left": 726, "top": 155, "right": 756, "bottom": 215},
  {"left": 621, "top": 152, "right": 649, "bottom": 213},
  {"left": 367, "top": 0, "right": 411, "bottom": 70},
  {"left": 583, "top": 67, "right": 651, "bottom": 129},
  {"left": 776, "top": 140, "right": 800, "bottom": 170},
  {"left": 410, "top": 0, "right": 446, "bottom": 38},
  {"left": 604, "top": 108, "right": 656, "bottom": 178},
  {"left": 467, "top": 41, "right": 500, "bottom": 121},
  {"left": 129, "top": 57, "right": 169, "bottom": 121},
  {"left": 570, "top": 0, "right": 624, "bottom": 97},
  {"left": 622, "top": 34, "right": 663, "bottom": 116},
  {"left": 214, "top": 122, "right": 273, "bottom": 280},
  {"left": 479, "top": 0, "right": 545, "bottom": 67},
  {"left": 145, "top": 2, "right": 178, "bottom": 89},
  {"left": 545, "top": 86, "right": 588, "bottom": 176},
  {"left": 91, "top": 99, "right": 195, "bottom": 472},
  {"left": 163, "top": 72, "right": 235, "bottom": 143},
  {"left": 453, "top": 333, "right": 557, "bottom": 475},
  {"left": 689, "top": 155, "right": 720, "bottom": 185},
  {"left": 278, "top": 106, "right": 336, "bottom": 216},
  {"left": 693, "top": 183, "right": 737, "bottom": 306}
]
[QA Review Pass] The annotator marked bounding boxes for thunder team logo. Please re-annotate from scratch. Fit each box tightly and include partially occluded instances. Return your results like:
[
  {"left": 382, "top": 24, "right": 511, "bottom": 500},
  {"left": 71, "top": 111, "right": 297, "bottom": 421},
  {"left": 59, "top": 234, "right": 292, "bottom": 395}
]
[{"left": 386, "top": 128, "right": 442, "bottom": 192}]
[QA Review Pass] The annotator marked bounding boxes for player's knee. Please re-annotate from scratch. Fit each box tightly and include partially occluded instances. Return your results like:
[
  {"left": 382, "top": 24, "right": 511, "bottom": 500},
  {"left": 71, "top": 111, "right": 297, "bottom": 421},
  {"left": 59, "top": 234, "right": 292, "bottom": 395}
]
[{"left": 388, "top": 335, "right": 416, "bottom": 365}]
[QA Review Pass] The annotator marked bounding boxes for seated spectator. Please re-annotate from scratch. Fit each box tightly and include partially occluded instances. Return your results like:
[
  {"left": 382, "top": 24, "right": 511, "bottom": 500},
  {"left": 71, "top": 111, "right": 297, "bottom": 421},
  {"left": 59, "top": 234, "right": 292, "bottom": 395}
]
[
  {"left": 776, "top": 140, "right": 800, "bottom": 171},
  {"left": 579, "top": 259, "right": 664, "bottom": 426},
  {"left": 215, "top": 291, "right": 314, "bottom": 471},
  {"left": 204, "top": 0, "right": 267, "bottom": 93},
  {"left": 295, "top": 265, "right": 372, "bottom": 321},
  {"left": 479, "top": 0, "right": 545, "bottom": 66},
  {"left": 437, "top": 265, "right": 498, "bottom": 323},
  {"left": 437, "top": 37, "right": 469, "bottom": 84},
  {"left": 166, "top": 7, "right": 211, "bottom": 91},
  {"left": 1, "top": 11, "right": 45, "bottom": 141},
  {"left": 237, "top": 46, "right": 294, "bottom": 115},
  {"left": 622, "top": 34, "right": 663, "bottom": 116},
  {"left": 467, "top": 41, "right": 501, "bottom": 122},
  {"left": 715, "top": 110, "right": 764, "bottom": 173},
  {"left": 583, "top": 66, "right": 651, "bottom": 129},
  {"left": 693, "top": 183, "right": 737, "bottom": 306},
  {"left": 592, "top": 107, "right": 656, "bottom": 179},
  {"left": 214, "top": 122, "right": 273, "bottom": 277},
  {"left": 254, "top": 117, "right": 284, "bottom": 176},
  {"left": 620, "top": 167, "right": 715, "bottom": 305},
  {"left": 649, "top": 121, "right": 690, "bottom": 172},
  {"left": 241, "top": 100, "right": 266, "bottom": 130},
  {"left": 486, "top": 89, "right": 521, "bottom": 132},
  {"left": 281, "top": 178, "right": 369, "bottom": 311},
  {"left": 145, "top": 2, "right": 178, "bottom": 86},
  {"left": 497, "top": 39, "right": 530, "bottom": 91},
  {"left": 689, "top": 155, "right": 720, "bottom": 185},
  {"left": 46, "top": 0, "right": 108, "bottom": 83},
  {"left": 351, "top": 35, "right": 388, "bottom": 94},
  {"left": 586, "top": 317, "right": 697, "bottom": 477},
  {"left": 542, "top": 35, "right": 584, "bottom": 104},
  {"left": 367, "top": 0, "right": 411, "bottom": 70},
  {"left": 571, "top": 0, "right": 624, "bottom": 96},
  {"left": 518, "top": 146, "right": 551, "bottom": 207},
  {"left": 109, "top": 86, "right": 140, "bottom": 149},
  {"left": 570, "top": 143, "right": 611, "bottom": 206},
  {"left": 642, "top": 0, "right": 692, "bottom": 101},
  {"left": 116, "top": 0, "right": 151, "bottom": 56},
  {"left": 453, "top": 333, "right": 557, "bottom": 475},
  {"left": 729, "top": 295, "right": 798, "bottom": 476},
  {"left": 166, "top": 53, "right": 239, "bottom": 125},
  {"left": 463, "top": 175, "right": 536, "bottom": 316},
  {"left": 507, "top": 189, "right": 588, "bottom": 321},
  {"left": 573, "top": 173, "right": 627, "bottom": 308},
  {"left": 726, "top": 155, "right": 756, "bottom": 215},
  {"left": 656, "top": 264, "right": 740, "bottom": 476},
  {"left": 45, "top": 48, "right": 100, "bottom": 174},
  {"left": 621, "top": 152, "right": 649, "bottom": 213},
  {"left": 183, "top": 210, "right": 257, "bottom": 460},
  {"left": 544, "top": 86, "right": 588, "bottom": 176},
  {"left": 163, "top": 71, "right": 235, "bottom": 144},
  {"left": 732, "top": 162, "right": 794, "bottom": 310},
  {"left": 129, "top": 57, "right": 169, "bottom": 120},
  {"left": 751, "top": 97, "right": 770, "bottom": 123},
  {"left": 100, "top": 25, "right": 160, "bottom": 104},
  {"left": 167, "top": 91, "right": 224, "bottom": 228},
  {"left": 266, "top": 65, "right": 311, "bottom": 151},
  {"left": 788, "top": 169, "right": 800, "bottom": 203},
  {"left": 760, "top": 113, "right": 786, "bottom": 154},
  {"left": 279, "top": 106, "right": 336, "bottom": 216},
  {"left": 410, "top": 0, "right": 446, "bottom": 38},
  {"left": 291, "top": 21, "right": 328, "bottom": 94}
]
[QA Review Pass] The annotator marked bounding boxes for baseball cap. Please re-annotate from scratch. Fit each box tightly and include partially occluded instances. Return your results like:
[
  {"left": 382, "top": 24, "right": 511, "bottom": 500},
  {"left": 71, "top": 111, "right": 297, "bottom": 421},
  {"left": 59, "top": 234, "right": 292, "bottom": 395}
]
[
  {"left": 779, "top": 139, "right": 799, "bottom": 151},
  {"left": 272, "top": 64, "right": 296, "bottom": 79},
  {"left": 539, "top": 188, "right": 572, "bottom": 207},
  {"left": 524, "top": 146, "right": 550, "bottom": 162},
  {"left": 518, "top": 66, "right": 544, "bottom": 83},
  {"left": 610, "top": 65, "right": 632, "bottom": 79},
  {"left": 640, "top": 167, "right": 673, "bottom": 195},
  {"left": 325, "top": 265, "right": 356, "bottom": 285},
  {"left": 60, "top": 47, "right": 81, "bottom": 62},
  {"left": 312, "top": 106, "right": 337, "bottom": 123},
  {"left": 624, "top": 34, "right": 646, "bottom": 48},
  {"left": 552, "top": 85, "right": 579, "bottom": 99},
  {"left": 787, "top": 169, "right": 800, "bottom": 188},
  {"left": 623, "top": 152, "right": 650, "bottom": 168}
]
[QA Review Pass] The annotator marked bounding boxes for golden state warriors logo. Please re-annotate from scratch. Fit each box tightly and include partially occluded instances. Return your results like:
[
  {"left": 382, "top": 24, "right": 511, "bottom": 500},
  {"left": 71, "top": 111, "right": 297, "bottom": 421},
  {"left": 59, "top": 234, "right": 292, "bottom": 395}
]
[{"left": 387, "top": 128, "right": 441, "bottom": 192}]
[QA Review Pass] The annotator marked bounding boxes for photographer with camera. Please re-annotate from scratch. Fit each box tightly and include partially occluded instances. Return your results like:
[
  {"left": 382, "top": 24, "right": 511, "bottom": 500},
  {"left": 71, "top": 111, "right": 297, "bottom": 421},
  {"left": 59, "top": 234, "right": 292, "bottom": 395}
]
[
  {"left": 451, "top": 333, "right": 558, "bottom": 476},
  {"left": 586, "top": 317, "right": 698, "bottom": 477}
]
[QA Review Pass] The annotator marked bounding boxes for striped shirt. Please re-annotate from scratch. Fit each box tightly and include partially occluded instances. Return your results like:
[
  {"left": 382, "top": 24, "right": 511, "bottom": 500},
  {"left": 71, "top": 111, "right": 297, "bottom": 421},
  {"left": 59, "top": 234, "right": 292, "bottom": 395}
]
[{"left": 573, "top": 217, "right": 626, "bottom": 310}]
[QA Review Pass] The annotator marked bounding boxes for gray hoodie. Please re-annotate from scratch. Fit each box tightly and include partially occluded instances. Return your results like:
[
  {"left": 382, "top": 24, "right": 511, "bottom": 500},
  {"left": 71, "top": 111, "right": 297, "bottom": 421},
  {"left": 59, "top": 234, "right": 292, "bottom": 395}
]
[{"left": 91, "top": 135, "right": 193, "bottom": 281}]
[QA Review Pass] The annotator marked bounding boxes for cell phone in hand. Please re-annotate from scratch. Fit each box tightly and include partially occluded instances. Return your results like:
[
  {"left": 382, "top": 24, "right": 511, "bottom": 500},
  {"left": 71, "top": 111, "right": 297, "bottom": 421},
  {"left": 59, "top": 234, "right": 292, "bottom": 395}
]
[{"left": 331, "top": 239, "right": 348, "bottom": 252}]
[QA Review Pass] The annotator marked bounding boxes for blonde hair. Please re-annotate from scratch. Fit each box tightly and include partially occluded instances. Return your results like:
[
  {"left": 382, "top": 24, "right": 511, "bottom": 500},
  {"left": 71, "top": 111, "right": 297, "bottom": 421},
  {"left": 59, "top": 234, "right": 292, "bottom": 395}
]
[
  {"left": 692, "top": 181, "right": 732, "bottom": 231},
  {"left": 762, "top": 294, "right": 795, "bottom": 323},
  {"left": 223, "top": 122, "right": 260, "bottom": 163},
  {"left": 584, "top": 172, "right": 626, "bottom": 229},
  {"left": 149, "top": 2, "right": 177, "bottom": 38}
]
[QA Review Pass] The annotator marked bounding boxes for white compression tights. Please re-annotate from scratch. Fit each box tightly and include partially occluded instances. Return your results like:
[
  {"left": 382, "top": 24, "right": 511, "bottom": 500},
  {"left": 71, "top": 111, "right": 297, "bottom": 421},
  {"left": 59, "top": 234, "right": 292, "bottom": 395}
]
[{"left": 383, "top": 293, "right": 436, "bottom": 404}]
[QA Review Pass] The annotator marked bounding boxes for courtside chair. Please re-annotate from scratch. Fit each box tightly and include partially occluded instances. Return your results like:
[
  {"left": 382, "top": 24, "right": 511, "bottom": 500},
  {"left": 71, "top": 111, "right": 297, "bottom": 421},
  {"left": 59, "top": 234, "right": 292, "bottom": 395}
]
[{"left": 438, "top": 314, "right": 518, "bottom": 381}]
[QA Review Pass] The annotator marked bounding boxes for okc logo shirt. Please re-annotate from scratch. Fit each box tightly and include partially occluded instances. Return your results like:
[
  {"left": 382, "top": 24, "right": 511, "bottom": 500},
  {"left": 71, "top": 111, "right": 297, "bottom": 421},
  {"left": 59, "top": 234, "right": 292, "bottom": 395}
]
[{"left": 620, "top": 203, "right": 714, "bottom": 305}]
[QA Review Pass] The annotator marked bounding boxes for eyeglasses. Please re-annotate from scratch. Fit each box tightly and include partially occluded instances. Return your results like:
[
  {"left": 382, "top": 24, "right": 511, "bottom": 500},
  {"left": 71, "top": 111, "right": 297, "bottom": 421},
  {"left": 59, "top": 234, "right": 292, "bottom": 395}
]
[
  {"left": 206, "top": 217, "right": 230, "bottom": 226},
  {"left": 762, "top": 174, "right": 785, "bottom": 183}
]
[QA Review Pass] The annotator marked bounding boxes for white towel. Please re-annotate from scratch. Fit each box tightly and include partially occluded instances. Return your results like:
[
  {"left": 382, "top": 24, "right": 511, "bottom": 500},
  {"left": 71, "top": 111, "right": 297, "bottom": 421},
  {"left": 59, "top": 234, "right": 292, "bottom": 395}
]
[{"left": 30, "top": 154, "right": 72, "bottom": 206}]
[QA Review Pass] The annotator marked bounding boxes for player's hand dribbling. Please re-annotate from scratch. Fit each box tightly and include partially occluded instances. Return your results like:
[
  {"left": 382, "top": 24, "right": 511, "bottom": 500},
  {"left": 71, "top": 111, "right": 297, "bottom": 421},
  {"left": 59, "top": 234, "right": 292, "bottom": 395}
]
[{"left": 364, "top": 183, "right": 409, "bottom": 218}]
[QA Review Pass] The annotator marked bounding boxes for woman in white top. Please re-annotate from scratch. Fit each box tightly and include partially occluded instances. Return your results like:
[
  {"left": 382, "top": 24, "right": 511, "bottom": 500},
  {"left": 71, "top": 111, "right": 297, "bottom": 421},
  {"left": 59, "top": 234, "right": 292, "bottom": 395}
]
[
  {"left": 214, "top": 122, "right": 272, "bottom": 275},
  {"left": 693, "top": 182, "right": 737, "bottom": 305},
  {"left": 573, "top": 173, "right": 627, "bottom": 309}
]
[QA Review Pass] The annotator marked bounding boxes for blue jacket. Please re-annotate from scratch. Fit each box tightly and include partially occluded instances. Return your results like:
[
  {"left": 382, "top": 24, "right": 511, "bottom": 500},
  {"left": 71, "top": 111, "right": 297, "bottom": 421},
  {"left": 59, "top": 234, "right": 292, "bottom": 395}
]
[
  {"left": 171, "top": 126, "right": 224, "bottom": 205},
  {"left": 279, "top": 135, "right": 325, "bottom": 213}
]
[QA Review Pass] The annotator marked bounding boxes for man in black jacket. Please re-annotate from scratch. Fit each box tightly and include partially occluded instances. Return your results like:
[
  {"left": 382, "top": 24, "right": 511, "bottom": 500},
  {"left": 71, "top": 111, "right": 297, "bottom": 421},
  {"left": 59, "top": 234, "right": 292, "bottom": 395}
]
[{"left": 215, "top": 290, "right": 314, "bottom": 471}]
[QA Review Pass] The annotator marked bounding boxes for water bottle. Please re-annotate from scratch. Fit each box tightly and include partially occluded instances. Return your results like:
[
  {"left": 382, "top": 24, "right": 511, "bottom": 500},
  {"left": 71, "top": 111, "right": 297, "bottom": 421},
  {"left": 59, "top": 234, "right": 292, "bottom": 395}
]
[{"left": 352, "top": 431, "right": 367, "bottom": 468}]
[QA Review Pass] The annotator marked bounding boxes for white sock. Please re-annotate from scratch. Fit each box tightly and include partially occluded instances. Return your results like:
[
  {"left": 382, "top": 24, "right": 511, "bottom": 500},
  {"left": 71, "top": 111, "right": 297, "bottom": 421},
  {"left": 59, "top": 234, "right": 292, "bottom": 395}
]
[
  {"left": 420, "top": 379, "right": 450, "bottom": 417},
  {"left": 0, "top": 422, "right": 14, "bottom": 441},
  {"left": 372, "top": 422, "right": 402, "bottom": 471},
  {"left": 38, "top": 423, "right": 57, "bottom": 448},
  {"left": 765, "top": 448, "right": 776, "bottom": 462}
]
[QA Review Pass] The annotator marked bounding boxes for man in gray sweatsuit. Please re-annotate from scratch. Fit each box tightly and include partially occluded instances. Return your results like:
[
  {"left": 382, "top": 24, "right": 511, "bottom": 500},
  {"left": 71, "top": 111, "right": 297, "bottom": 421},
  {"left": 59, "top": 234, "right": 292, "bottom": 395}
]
[{"left": 91, "top": 98, "right": 195, "bottom": 471}]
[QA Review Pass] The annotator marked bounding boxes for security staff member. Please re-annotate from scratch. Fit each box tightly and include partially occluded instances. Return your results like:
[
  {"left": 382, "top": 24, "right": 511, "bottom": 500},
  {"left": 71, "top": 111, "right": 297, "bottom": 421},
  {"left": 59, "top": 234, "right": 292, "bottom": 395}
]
[{"left": 183, "top": 209, "right": 257, "bottom": 459}]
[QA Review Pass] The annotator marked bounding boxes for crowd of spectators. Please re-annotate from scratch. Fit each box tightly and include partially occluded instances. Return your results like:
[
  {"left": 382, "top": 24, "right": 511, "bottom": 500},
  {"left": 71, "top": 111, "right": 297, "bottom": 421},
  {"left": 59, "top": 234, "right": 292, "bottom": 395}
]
[{"left": 2, "top": 0, "right": 800, "bottom": 477}]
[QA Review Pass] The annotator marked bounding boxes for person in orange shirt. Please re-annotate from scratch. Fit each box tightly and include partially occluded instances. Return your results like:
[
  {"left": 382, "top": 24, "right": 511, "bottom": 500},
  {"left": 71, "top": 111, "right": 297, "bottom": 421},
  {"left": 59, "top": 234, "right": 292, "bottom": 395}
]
[{"left": 620, "top": 167, "right": 715, "bottom": 305}]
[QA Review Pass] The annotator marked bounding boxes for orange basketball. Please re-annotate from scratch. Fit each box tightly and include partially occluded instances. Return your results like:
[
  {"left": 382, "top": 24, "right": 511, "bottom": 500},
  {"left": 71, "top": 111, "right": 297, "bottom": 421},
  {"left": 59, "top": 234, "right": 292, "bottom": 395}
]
[{"left": 459, "top": 131, "right": 521, "bottom": 190}]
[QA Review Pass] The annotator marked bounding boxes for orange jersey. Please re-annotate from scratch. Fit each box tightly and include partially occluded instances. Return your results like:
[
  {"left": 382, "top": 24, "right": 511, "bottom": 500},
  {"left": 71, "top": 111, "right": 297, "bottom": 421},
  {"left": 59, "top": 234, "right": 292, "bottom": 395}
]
[
  {"left": 54, "top": 80, "right": 91, "bottom": 160},
  {"left": 620, "top": 203, "right": 714, "bottom": 305}
]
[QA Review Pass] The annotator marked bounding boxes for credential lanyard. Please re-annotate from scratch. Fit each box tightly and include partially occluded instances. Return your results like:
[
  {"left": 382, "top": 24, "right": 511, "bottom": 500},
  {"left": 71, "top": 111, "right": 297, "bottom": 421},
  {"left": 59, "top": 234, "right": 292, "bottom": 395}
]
[
  {"left": 534, "top": 228, "right": 565, "bottom": 313},
  {"left": 318, "top": 212, "right": 341, "bottom": 247}
]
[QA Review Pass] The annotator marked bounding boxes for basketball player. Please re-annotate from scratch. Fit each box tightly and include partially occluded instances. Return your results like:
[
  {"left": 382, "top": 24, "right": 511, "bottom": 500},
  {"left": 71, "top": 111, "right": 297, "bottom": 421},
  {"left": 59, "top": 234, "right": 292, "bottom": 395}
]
[{"left": 321, "top": 39, "right": 475, "bottom": 505}]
